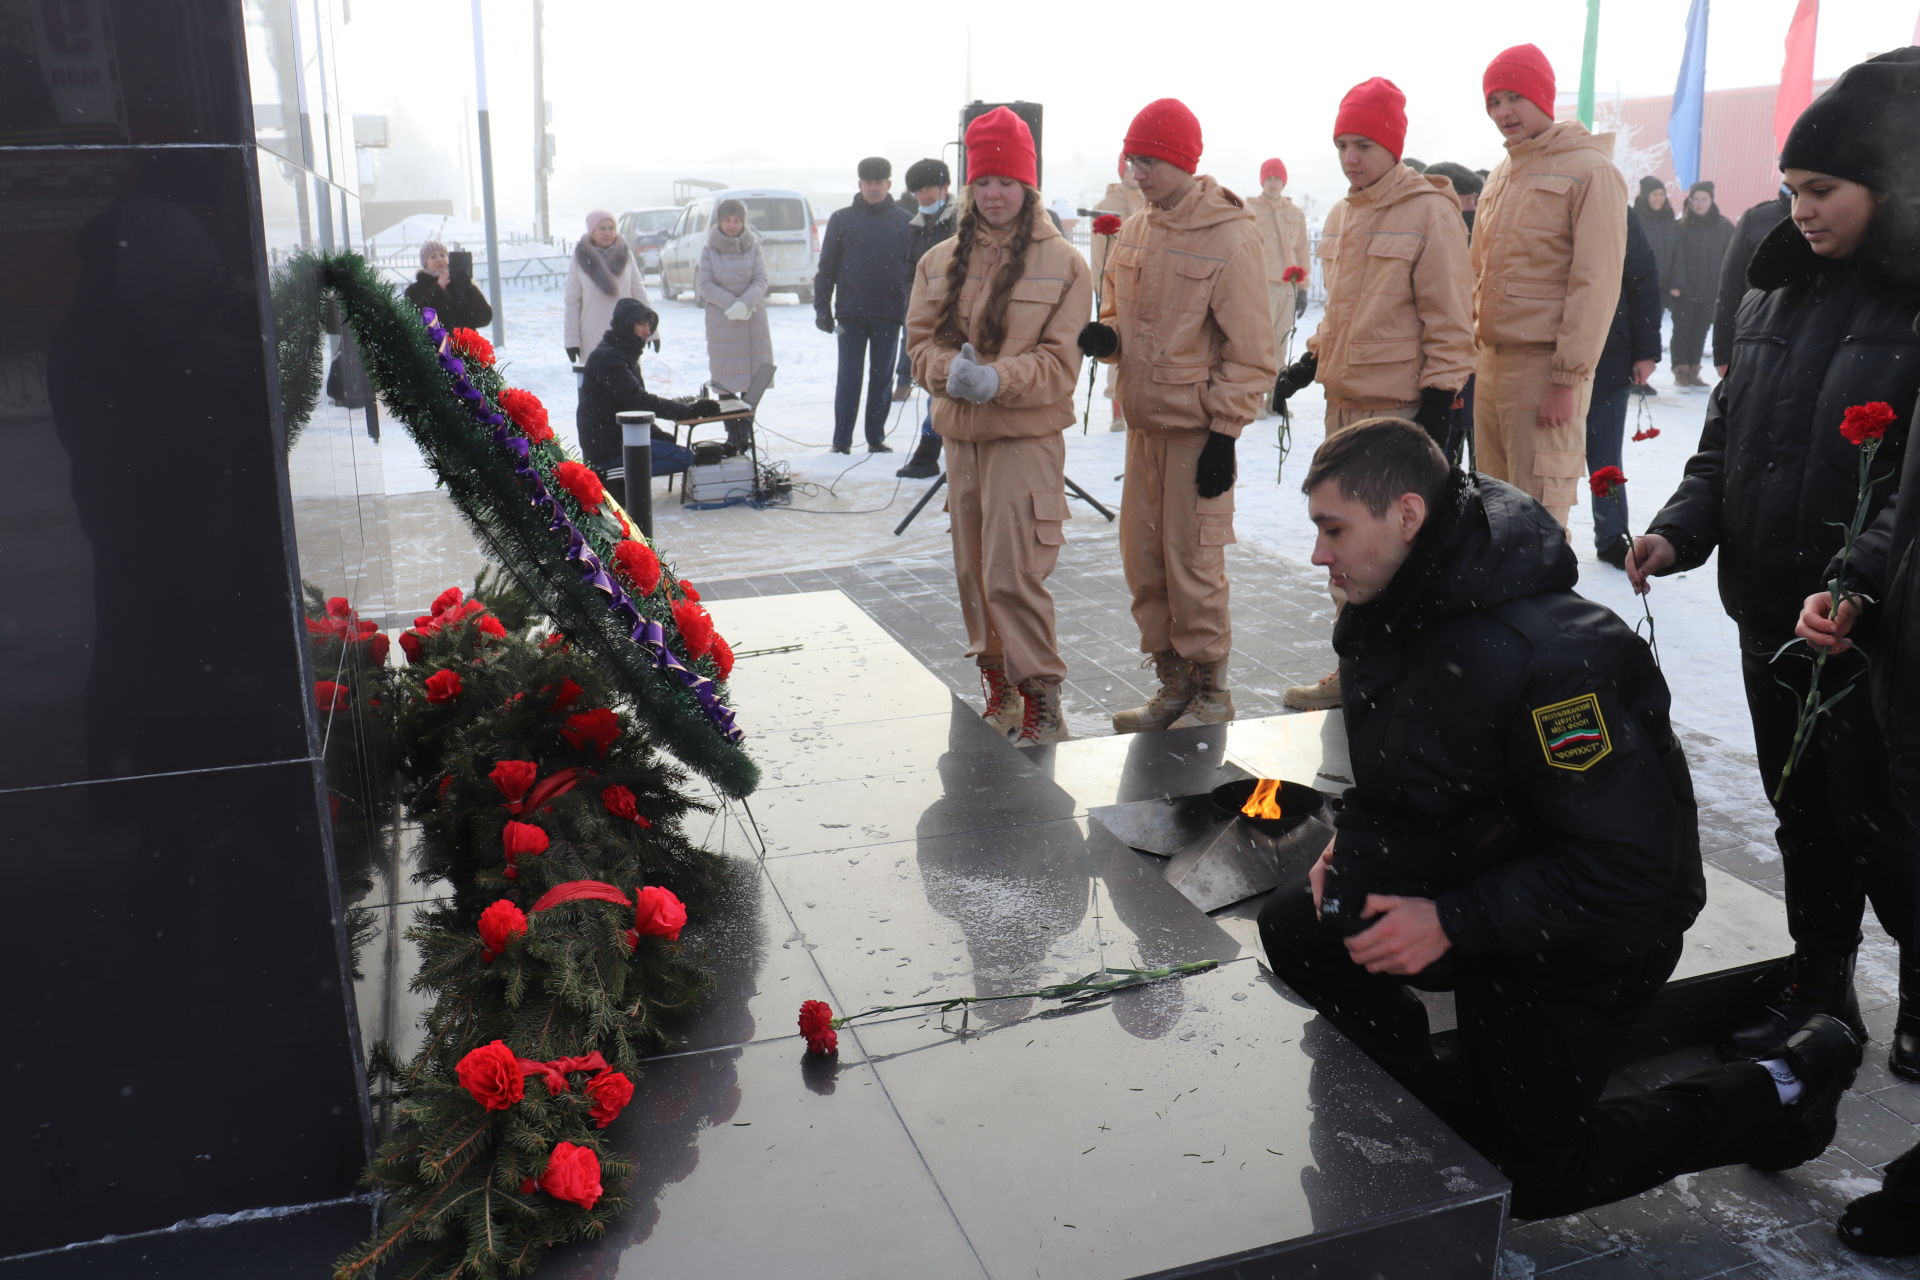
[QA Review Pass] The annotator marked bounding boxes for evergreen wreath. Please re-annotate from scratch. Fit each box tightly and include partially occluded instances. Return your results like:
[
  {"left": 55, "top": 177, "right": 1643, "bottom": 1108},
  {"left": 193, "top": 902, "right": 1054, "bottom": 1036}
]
[{"left": 271, "top": 259, "right": 326, "bottom": 452}]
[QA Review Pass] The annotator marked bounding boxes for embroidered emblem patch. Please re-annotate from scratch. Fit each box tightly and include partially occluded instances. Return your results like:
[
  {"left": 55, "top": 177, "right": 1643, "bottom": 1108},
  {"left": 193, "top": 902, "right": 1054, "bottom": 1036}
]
[{"left": 1532, "top": 693, "right": 1612, "bottom": 771}]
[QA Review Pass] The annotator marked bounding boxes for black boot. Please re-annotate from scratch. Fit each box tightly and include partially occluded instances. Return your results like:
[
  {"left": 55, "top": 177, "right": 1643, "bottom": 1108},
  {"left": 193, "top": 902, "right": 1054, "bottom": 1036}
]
[
  {"left": 1748, "top": 1012, "right": 1863, "bottom": 1172},
  {"left": 1892, "top": 957, "right": 1920, "bottom": 1081},
  {"left": 1838, "top": 1143, "right": 1920, "bottom": 1257},
  {"left": 1722, "top": 951, "right": 1866, "bottom": 1059},
  {"left": 895, "top": 433, "right": 942, "bottom": 479}
]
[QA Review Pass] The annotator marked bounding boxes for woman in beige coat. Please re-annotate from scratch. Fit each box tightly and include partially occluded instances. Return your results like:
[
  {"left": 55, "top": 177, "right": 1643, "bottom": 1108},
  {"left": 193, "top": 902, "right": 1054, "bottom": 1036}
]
[
  {"left": 563, "top": 208, "right": 650, "bottom": 363},
  {"left": 907, "top": 107, "right": 1092, "bottom": 747}
]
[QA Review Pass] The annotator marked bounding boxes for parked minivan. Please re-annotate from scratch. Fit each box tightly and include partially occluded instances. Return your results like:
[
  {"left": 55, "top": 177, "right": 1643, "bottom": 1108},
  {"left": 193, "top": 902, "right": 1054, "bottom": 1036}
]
[
  {"left": 658, "top": 188, "right": 818, "bottom": 304},
  {"left": 617, "top": 207, "right": 682, "bottom": 272}
]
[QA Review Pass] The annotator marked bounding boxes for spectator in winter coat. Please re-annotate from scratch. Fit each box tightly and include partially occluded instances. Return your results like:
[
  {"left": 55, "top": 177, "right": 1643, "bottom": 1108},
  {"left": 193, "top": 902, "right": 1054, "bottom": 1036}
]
[
  {"left": 697, "top": 198, "right": 771, "bottom": 455},
  {"left": 1091, "top": 155, "right": 1147, "bottom": 431},
  {"left": 907, "top": 107, "right": 1092, "bottom": 748},
  {"left": 1248, "top": 157, "right": 1313, "bottom": 392},
  {"left": 575, "top": 297, "right": 718, "bottom": 480},
  {"left": 1262, "top": 417, "right": 1862, "bottom": 1221},
  {"left": 1424, "top": 161, "right": 1483, "bottom": 232},
  {"left": 896, "top": 157, "right": 960, "bottom": 479},
  {"left": 1633, "top": 47, "right": 1920, "bottom": 1092},
  {"left": 1470, "top": 44, "right": 1628, "bottom": 532},
  {"left": 404, "top": 239, "right": 493, "bottom": 329},
  {"left": 563, "top": 209, "right": 649, "bottom": 364},
  {"left": 815, "top": 157, "right": 914, "bottom": 454},
  {"left": 1588, "top": 213, "right": 1662, "bottom": 567},
  {"left": 1712, "top": 185, "right": 1792, "bottom": 374},
  {"left": 1272, "top": 76, "right": 1475, "bottom": 712},
  {"left": 1665, "top": 181, "right": 1735, "bottom": 386},
  {"left": 1079, "top": 98, "right": 1277, "bottom": 732},
  {"left": 1633, "top": 176, "right": 1678, "bottom": 294}
]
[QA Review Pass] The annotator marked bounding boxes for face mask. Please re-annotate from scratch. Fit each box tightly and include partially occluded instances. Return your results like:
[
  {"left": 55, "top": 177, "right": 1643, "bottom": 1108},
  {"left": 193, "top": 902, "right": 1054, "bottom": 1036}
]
[{"left": 920, "top": 197, "right": 945, "bottom": 215}]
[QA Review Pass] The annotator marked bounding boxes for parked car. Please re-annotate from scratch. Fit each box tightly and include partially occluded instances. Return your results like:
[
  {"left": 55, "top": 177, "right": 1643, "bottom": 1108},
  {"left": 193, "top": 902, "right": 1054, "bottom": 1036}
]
[
  {"left": 618, "top": 206, "right": 681, "bottom": 273},
  {"left": 658, "top": 189, "right": 818, "bottom": 304}
]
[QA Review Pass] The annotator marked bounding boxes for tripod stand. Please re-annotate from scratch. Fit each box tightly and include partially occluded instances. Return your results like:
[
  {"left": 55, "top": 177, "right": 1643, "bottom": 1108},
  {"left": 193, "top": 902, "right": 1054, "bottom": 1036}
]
[{"left": 893, "top": 472, "right": 1116, "bottom": 536}]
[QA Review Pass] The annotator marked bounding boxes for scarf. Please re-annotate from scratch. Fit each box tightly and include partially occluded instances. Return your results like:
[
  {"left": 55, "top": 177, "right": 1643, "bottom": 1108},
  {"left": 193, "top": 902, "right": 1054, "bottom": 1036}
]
[{"left": 573, "top": 234, "right": 633, "bottom": 296}]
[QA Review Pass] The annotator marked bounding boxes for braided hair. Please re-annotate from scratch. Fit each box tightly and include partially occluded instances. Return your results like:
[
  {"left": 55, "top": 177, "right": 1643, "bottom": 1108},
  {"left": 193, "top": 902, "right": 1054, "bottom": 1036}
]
[{"left": 934, "top": 185, "right": 1040, "bottom": 359}]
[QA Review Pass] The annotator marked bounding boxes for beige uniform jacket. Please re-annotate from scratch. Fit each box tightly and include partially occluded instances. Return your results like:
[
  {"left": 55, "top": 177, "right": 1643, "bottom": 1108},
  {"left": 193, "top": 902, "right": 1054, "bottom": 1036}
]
[
  {"left": 1306, "top": 164, "right": 1475, "bottom": 406},
  {"left": 1471, "top": 121, "right": 1629, "bottom": 386},
  {"left": 907, "top": 202, "right": 1093, "bottom": 444},
  {"left": 1248, "top": 193, "right": 1312, "bottom": 288},
  {"left": 1090, "top": 182, "right": 1146, "bottom": 283},
  {"left": 1098, "top": 176, "right": 1277, "bottom": 439}
]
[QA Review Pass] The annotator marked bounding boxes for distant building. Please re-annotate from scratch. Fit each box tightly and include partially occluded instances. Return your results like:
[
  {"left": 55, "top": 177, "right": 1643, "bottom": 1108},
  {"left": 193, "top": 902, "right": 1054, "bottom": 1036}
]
[{"left": 1596, "top": 79, "right": 1834, "bottom": 213}]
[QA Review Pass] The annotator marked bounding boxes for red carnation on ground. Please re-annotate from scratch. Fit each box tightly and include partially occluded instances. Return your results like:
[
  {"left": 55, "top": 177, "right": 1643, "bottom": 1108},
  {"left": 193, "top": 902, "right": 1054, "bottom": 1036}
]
[
  {"left": 711, "top": 633, "right": 735, "bottom": 680},
  {"left": 613, "top": 540, "right": 662, "bottom": 595},
  {"left": 798, "top": 1000, "right": 839, "bottom": 1055},
  {"left": 449, "top": 327, "right": 495, "bottom": 365},
  {"left": 673, "top": 599, "right": 716, "bottom": 659},
  {"left": 1282, "top": 265, "right": 1308, "bottom": 284},
  {"left": 490, "top": 760, "right": 539, "bottom": 806},
  {"left": 600, "top": 784, "right": 651, "bottom": 827},
  {"left": 498, "top": 387, "right": 554, "bottom": 443},
  {"left": 477, "top": 899, "right": 528, "bottom": 963},
  {"left": 631, "top": 885, "right": 687, "bottom": 942},
  {"left": 585, "top": 1070, "right": 635, "bottom": 1128},
  {"left": 537, "top": 1141, "right": 603, "bottom": 1209},
  {"left": 314, "top": 681, "right": 351, "bottom": 712},
  {"left": 1839, "top": 401, "right": 1897, "bottom": 446},
  {"left": 561, "top": 707, "right": 622, "bottom": 755},
  {"left": 1092, "top": 213, "right": 1123, "bottom": 237},
  {"left": 554, "top": 460, "right": 606, "bottom": 512},
  {"left": 501, "top": 820, "right": 550, "bottom": 879},
  {"left": 1589, "top": 466, "right": 1626, "bottom": 501},
  {"left": 456, "top": 1040, "right": 525, "bottom": 1110},
  {"left": 424, "top": 669, "right": 463, "bottom": 703}
]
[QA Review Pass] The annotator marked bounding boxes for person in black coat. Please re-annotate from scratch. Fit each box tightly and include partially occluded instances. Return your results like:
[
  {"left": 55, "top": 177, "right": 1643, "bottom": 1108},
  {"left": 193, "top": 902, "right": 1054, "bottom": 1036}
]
[
  {"left": 1633, "top": 175, "right": 1678, "bottom": 293},
  {"left": 1711, "top": 187, "right": 1792, "bottom": 374},
  {"left": 575, "top": 297, "right": 717, "bottom": 480},
  {"left": 1664, "top": 182, "right": 1735, "bottom": 386},
  {"left": 403, "top": 239, "right": 492, "bottom": 330},
  {"left": 814, "top": 157, "right": 914, "bottom": 454},
  {"left": 1588, "top": 212, "right": 1663, "bottom": 565},
  {"left": 1632, "top": 46, "right": 1920, "bottom": 1084},
  {"left": 1260, "top": 419, "right": 1860, "bottom": 1220},
  {"left": 895, "top": 157, "right": 960, "bottom": 478}
]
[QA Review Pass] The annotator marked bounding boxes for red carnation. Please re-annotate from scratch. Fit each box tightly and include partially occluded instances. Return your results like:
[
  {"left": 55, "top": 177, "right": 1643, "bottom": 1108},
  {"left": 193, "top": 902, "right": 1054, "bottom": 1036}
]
[
  {"left": 399, "top": 630, "right": 425, "bottom": 664},
  {"left": 798, "top": 1000, "right": 839, "bottom": 1055},
  {"left": 673, "top": 599, "right": 716, "bottom": 659},
  {"left": 431, "top": 586, "right": 463, "bottom": 616},
  {"left": 477, "top": 615, "right": 508, "bottom": 640},
  {"left": 1092, "top": 213, "right": 1123, "bottom": 237},
  {"left": 1283, "top": 265, "right": 1308, "bottom": 284},
  {"left": 561, "top": 707, "right": 622, "bottom": 756},
  {"left": 554, "top": 460, "right": 606, "bottom": 512},
  {"left": 613, "top": 540, "right": 662, "bottom": 595},
  {"left": 449, "top": 327, "right": 495, "bottom": 365},
  {"left": 477, "top": 899, "right": 528, "bottom": 963},
  {"left": 601, "top": 784, "right": 651, "bottom": 827},
  {"left": 501, "top": 820, "right": 550, "bottom": 879},
  {"left": 544, "top": 678, "right": 584, "bottom": 714},
  {"left": 1839, "top": 401, "right": 1897, "bottom": 446},
  {"left": 1589, "top": 466, "right": 1626, "bottom": 501},
  {"left": 364, "top": 633, "right": 391, "bottom": 665},
  {"left": 678, "top": 578, "right": 701, "bottom": 603},
  {"left": 498, "top": 387, "right": 554, "bottom": 443},
  {"left": 490, "top": 760, "right": 539, "bottom": 806},
  {"left": 325, "top": 596, "right": 353, "bottom": 619},
  {"left": 711, "top": 633, "right": 735, "bottom": 680},
  {"left": 456, "top": 1040, "right": 525, "bottom": 1110},
  {"left": 631, "top": 885, "right": 687, "bottom": 942},
  {"left": 314, "top": 681, "right": 351, "bottom": 712},
  {"left": 537, "top": 1141, "right": 603, "bottom": 1210},
  {"left": 585, "top": 1070, "right": 634, "bottom": 1128},
  {"left": 424, "top": 669, "right": 463, "bottom": 703}
]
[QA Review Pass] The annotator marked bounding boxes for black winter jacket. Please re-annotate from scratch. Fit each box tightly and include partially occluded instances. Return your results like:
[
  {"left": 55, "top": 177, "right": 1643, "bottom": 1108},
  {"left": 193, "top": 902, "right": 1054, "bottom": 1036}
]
[
  {"left": 1664, "top": 205, "right": 1734, "bottom": 305},
  {"left": 905, "top": 200, "right": 958, "bottom": 270},
  {"left": 1711, "top": 192, "right": 1791, "bottom": 369},
  {"left": 404, "top": 271, "right": 493, "bottom": 330},
  {"left": 1332, "top": 472, "right": 1703, "bottom": 966},
  {"left": 1647, "top": 222, "right": 1920, "bottom": 636},
  {"left": 575, "top": 325, "right": 698, "bottom": 473},
  {"left": 1597, "top": 212, "right": 1664, "bottom": 392},
  {"left": 1633, "top": 196, "right": 1678, "bottom": 291},
  {"left": 814, "top": 194, "right": 913, "bottom": 324}
]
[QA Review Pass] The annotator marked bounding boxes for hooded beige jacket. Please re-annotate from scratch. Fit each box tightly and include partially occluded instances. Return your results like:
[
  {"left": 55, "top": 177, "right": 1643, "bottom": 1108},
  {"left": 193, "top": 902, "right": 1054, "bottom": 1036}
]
[
  {"left": 1098, "top": 176, "right": 1277, "bottom": 438},
  {"left": 1471, "top": 121, "right": 1629, "bottom": 386},
  {"left": 1307, "top": 163, "right": 1475, "bottom": 406},
  {"left": 1248, "top": 192, "right": 1312, "bottom": 287},
  {"left": 907, "top": 200, "right": 1093, "bottom": 443}
]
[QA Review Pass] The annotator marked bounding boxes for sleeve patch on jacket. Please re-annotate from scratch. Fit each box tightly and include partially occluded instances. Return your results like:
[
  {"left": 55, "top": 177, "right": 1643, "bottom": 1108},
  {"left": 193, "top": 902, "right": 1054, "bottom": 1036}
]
[{"left": 1532, "top": 693, "right": 1612, "bottom": 771}]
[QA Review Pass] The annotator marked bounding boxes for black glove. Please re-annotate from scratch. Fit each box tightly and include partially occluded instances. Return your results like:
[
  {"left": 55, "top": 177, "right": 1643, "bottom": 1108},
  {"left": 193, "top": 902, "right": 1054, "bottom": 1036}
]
[
  {"left": 684, "top": 397, "right": 722, "bottom": 417},
  {"left": 650, "top": 338, "right": 662, "bottom": 354},
  {"left": 1077, "top": 322, "right": 1119, "bottom": 359},
  {"left": 815, "top": 314, "right": 836, "bottom": 335},
  {"left": 565, "top": 347, "right": 580, "bottom": 363},
  {"left": 1195, "top": 430, "right": 1236, "bottom": 498},
  {"left": 1294, "top": 289, "right": 1309, "bottom": 320},
  {"left": 1413, "top": 387, "right": 1456, "bottom": 446},
  {"left": 1272, "top": 352, "right": 1317, "bottom": 404}
]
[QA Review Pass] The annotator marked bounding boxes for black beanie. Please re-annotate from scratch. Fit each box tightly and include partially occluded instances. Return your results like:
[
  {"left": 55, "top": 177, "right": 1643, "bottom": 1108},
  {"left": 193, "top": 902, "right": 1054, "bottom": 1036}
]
[
  {"left": 611, "top": 297, "right": 657, "bottom": 333},
  {"left": 904, "top": 157, "right": 950, "bottom": 191},
  {"left": 857, "top": 156, "right": 891, "bottom": 181},
  {"left": 1688, "top": 180, "right": 1715, "bottom": 197},
  {"left": 1779, "top": 46, "right": 1920, "bottom": 192},
  {"left": 1638, "top": 175, "right": 1666, "bottom": 197}
]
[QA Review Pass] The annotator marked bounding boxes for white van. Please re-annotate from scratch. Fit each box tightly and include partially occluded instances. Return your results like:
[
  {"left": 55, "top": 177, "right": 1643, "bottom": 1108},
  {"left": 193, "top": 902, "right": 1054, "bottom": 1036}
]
[{"left": 658, "top": 188, "right": 818, "bottom": 304}]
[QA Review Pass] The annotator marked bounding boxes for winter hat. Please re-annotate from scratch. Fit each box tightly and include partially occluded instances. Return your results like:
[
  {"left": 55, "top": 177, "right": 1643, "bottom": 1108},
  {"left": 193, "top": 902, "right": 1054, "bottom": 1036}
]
[
  {"left": 1426, "top": 161, "right": 1482, "bottom": 197},
  {"left": 1124, "top": 99, "right": 1203, "bottom": 174},
  {"left": 1483, "top": 44, "right": 1557, "bottom": 119},
  {"left": 1333, "top": 78, "right": 1408, "bottom": 160},
  {"left": 904, "top": 157, "right": 950, "bottom": 191},
  {"left": 419, "top": 238, "right": 446, "bottom": 269},
  {"left": 585, "top": 208, "right": 615, "bottom": 232},
  {"left": 966, "top": 106, "right": 1038, "bottom": 187},
  {"left": 1638, "top": 175, "right": 1667, "bottom": 197},
  {"left": 715, "top": 198, "right": 747, "bottom": 223},
  {"left": 1687, "top": 181, "right": 1715, "bottom": 198},
  {"left": 1780, "top": 46, "right": 1920, "bottom": 192},
  {"left": 1260, "top": 157, "right": 1288, "bottom": 185},
  {"left": 611, "top": 296, "right": 658, "bottom": 333},
  {"left": 857, "top": 156, "right": 891, "bottom": 181}
]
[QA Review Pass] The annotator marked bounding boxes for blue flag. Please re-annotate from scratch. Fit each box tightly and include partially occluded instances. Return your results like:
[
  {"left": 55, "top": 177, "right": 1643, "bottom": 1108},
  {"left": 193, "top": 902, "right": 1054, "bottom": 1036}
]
[{"left": 1670, "top": 0, "right": 1710, "bottom": 187}]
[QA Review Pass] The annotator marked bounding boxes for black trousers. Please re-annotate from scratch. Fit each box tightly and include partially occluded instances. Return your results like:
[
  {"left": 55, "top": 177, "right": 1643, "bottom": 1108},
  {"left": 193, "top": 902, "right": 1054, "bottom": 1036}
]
[
  {"left": 1258, "top": 875, "right": 1784, "bottom": 1219},
  {"left": 1669, "top": 299, "right": 1714, "bottom": 368}
]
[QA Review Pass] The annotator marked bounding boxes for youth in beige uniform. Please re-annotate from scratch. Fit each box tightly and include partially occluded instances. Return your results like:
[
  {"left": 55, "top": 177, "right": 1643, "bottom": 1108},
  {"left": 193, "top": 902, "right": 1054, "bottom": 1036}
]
[
  {"left": 907, "top": 106, "right": 1092, "bottom": 746},
  {"left": 1091, "top": 158, "right": 1147, "bottom": 429},
  {"left": 1248, "top": 157, "right": 1312, "bottom": 390}
]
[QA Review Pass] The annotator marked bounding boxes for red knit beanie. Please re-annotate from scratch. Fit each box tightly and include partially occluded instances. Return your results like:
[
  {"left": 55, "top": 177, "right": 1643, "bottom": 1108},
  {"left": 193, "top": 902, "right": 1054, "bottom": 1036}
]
[
  {"left": 1260, "top": 157, "right": 1288, "bottom": 185},
  {"left": 1333, "top": 78, "right": 1408, "bottom": 160},
  {"left": 1483, "top": 44, "right": 1557, "bottom": 118},
  {"left": 966, "top": 106, "right": 1037, "bottom": 187},
  {"left": 1124, "top": 99, "right": 1203, "bottom": 174}
]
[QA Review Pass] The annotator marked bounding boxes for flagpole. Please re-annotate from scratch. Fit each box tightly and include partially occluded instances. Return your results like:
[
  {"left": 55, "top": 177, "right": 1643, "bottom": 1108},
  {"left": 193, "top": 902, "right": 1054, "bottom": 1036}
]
[{"left": 1578, "top": 0, "right": 1602, "bottom": 128}]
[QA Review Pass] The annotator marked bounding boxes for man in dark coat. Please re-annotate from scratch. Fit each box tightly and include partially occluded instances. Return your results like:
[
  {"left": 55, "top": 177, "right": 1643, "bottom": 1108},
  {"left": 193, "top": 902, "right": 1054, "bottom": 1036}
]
[
  {"left": 1260, "top": 419, "right": 1861, "bottom": 1219},
  {"left": 1588, "top": 212, "right": 1663, "bottom": 566},
  {"left": 895, "top": 157, "right": 959, "bottom": 478},
  {"left": 575, "top": 297, "right": 716, "bottom": 480},
  {"left": 815, "top": 156, "right": 914, "bottom": 454},
  {"left": 1711, "top": 186, "right": 1792, "bottom": 375}
]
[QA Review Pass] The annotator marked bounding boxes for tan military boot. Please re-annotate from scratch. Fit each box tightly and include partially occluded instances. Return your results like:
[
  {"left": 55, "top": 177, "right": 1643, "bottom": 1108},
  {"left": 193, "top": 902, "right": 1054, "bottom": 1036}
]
[
  {"left": 1282, "top": 669, "right": 1342, "bottom": 711},
  {"left": 979, "top": 656, "right": 1025, "bottom": 737},
  {"left": 1010, "top": 677, "right": 1071, "bottom": 747},
  {"left": 1112, "top": 651, "right": 1194, "bottom": 734},
  {"left": 1168, "top": 659, "right": 1235, "bottom": 728}
]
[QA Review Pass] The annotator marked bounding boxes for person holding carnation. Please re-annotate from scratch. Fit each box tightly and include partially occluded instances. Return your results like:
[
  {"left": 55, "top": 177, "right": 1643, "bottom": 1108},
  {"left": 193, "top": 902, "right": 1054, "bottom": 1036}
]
[
  {"left": 906, "top": 107, "right": 1092, "bottom": 746},
  {"left": 1089, "top": 154, "right": 1146, "bottom": 431},
  {"left": 1631, "top": 48, "right": 1920, "bottom": 1097},
  {"left": 1247, "top": 156, "right": 1312, "bottom": 398},
  {"left": 576, "top": 297, "right": 718, "bottom": 482},
  {"left": 405, "top": 239, "right": 492, "bottom": 329},
  {"left": 564, "top": 209, "right": 649, "bottom": 365}
]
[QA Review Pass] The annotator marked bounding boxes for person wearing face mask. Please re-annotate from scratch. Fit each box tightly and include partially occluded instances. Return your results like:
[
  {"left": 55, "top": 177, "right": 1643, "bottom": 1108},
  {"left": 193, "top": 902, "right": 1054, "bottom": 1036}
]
[
  {"left": 1091, "top": 153, "right": 1147, "bottom": 431},
  {"left": 696, "top": 197, "right": 772, "bottom": 455},
  {"left": 1664, "top": 181, "right": 1735, "bottom": 387},
  {"left": 1633, "top": 47, "right": 1920, "bottom": 1095},
  {"left": 1470, "top": 44, "right": 1628, "bottom": 533},
  {"left": 405, "top": 238, "right": 492, "bottom": 329},
  {"left": 564, "top": 208, "right": 649, "bottom": 365},
  {"left": 906, "top": 108, "right": 1091, "bottom": 747},
  {"left": 895, "top": 158, "right": 959, "bottom": 478}
]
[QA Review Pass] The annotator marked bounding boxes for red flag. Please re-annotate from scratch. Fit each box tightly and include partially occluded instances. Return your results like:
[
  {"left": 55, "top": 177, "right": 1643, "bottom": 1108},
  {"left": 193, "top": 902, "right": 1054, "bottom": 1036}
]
[{"left": 1773, "top": 0, "right": 1819, "bottom": 154}]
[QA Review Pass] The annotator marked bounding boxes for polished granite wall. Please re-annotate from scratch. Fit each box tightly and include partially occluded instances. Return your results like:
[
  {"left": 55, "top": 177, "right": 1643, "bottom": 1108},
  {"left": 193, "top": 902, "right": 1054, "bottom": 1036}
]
[{"left": 0, "top": 0, "right": 380, "bottom": 1257}]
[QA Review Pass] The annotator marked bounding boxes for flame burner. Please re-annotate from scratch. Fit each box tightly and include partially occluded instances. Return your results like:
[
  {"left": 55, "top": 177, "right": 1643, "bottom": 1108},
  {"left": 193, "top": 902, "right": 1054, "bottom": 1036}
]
[{"left": 1089, "top": 778, "right": 1334, "bottom": 912}]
